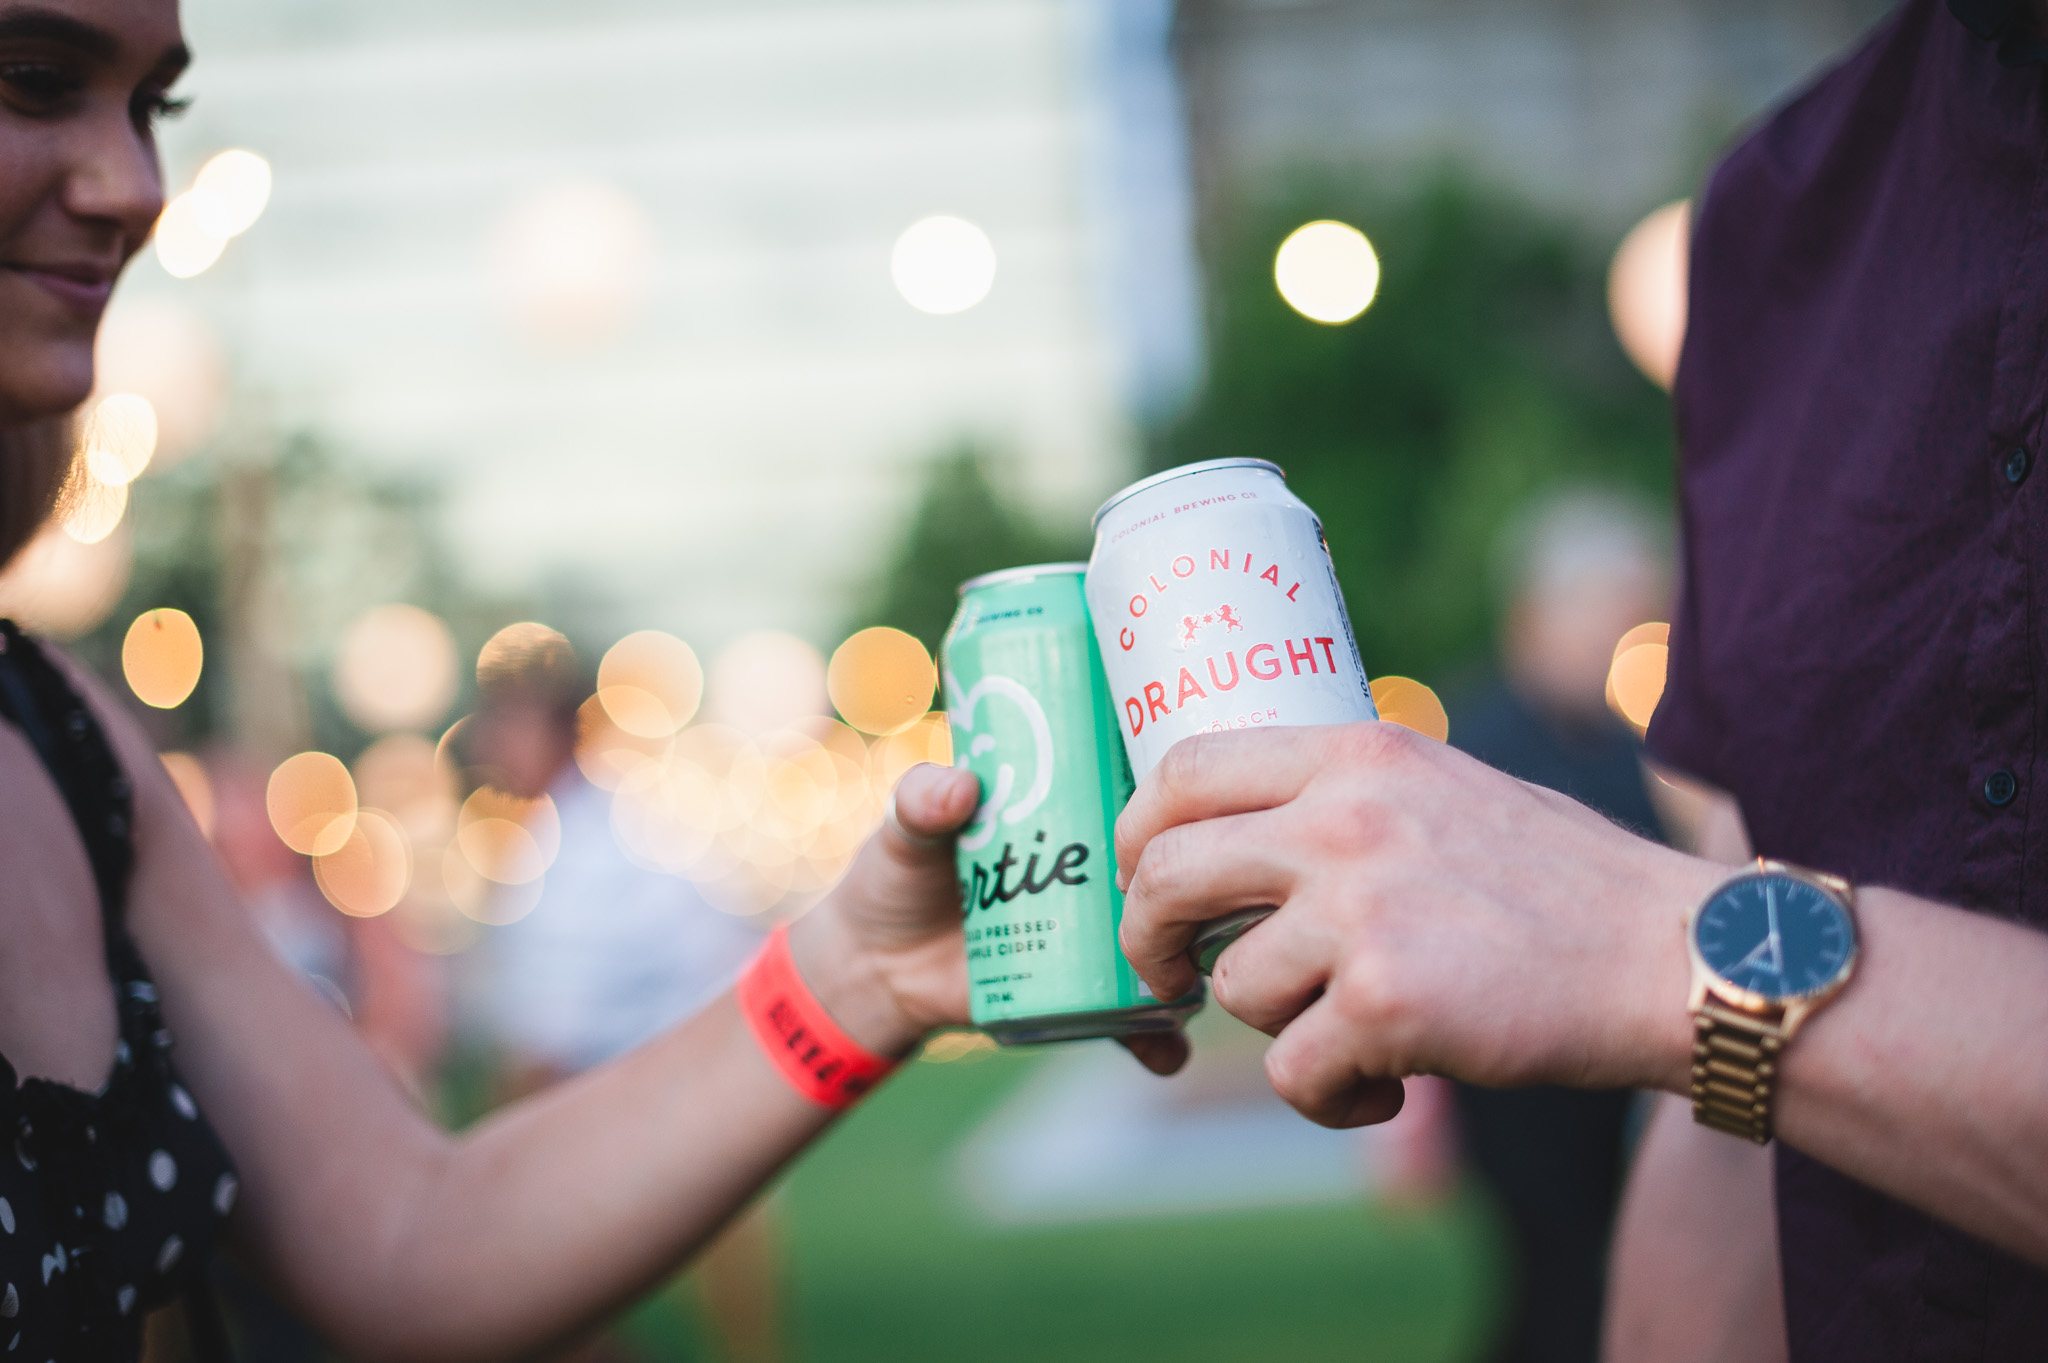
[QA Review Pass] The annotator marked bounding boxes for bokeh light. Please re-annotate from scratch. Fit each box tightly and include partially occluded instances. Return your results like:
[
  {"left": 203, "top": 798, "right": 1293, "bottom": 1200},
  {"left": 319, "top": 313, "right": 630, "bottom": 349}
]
[
  {"left": 1369, "top": 676, "right": 1449, "bottom": 743},
  {"left": 1611, "top": 621, "right": 1670, "bottom": 659},
  {"left": 597, "top": 630, "right": 703, "bottom": 738},
  {"left": 489, "top": 179, "right": 656, "bottom": 347},
  {"left": 1274, "top": 220, "right": 1381, "bottom": 324},
  {"left": 159, "top": 752, "right": 215, "bottom": 838},
  {"left": 477, "top": 621, "right": 575, "bottom": 688},
  {"left": 706, "top": 631, "right": 828, "bottom": 733},
  {"left": 869, "top": 711, "right": 954, "bottom": 792},
  {"left": 153, "top": 193, "right": 228, "bottom": 278},
  {"left": 445, "top": 844, "right": 544, "bottom": 926},
  {"left": 0, "top": 522, "right": 132, "bottom": 638},
  {"left": 62, "top": 466, "right": 128, "bottom": 545},
  {"left": 827, "top": 627, "right": 936, "bottom": 735},
  {"left": 91, "top": 299, "right": 225, "bottom": 465},
  {"left": 78, "top": 394, "right": 158, "bottom": 486},
  {"left": 335, "top": 604, "right": 459, "bottom": 734},
  {"left": 312, "top": 807, "right": 411, "bottom": 918},
  {"left": 352, "top": 733, "right": 458, "bottom": 847},
  {"left": 457, "top": 787, "right": 561, "bottom": 885},
  {"left": 1609, "top": 200, "right": 1691, "bottom": 389},
  {"left": 121, "top": 608, "right": 203, "bottom": 709},
  {"left": 574, "top": 692, "right": 666, "bottom": 791},
  {"left": 921, "top": 1030, "right": 997, "bottom": 1063},
  {"left": 266, "top": 751, "right": 359, "bottom": 856},
  {"left": 891, "top": 215, "right": 997, "bottom": 315},
  {"left": 189, "top": 150, "right": 272, "bottom": 239},
  {"left": 1607, "top": 621, "right": 1671, "bottom": 732}
]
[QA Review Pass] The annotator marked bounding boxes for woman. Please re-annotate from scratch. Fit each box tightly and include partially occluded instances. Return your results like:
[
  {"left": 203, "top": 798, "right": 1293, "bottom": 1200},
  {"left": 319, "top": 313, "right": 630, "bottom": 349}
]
[{"left": 0, "top": 2, "right": 1182, "bottom": 1357}]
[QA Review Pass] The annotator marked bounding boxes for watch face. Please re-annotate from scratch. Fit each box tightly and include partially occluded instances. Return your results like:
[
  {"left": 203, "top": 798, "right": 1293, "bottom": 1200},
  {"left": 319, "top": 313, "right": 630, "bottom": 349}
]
[{"left": 1692, "top": 873, "right": 1855, "bottom": 1001}]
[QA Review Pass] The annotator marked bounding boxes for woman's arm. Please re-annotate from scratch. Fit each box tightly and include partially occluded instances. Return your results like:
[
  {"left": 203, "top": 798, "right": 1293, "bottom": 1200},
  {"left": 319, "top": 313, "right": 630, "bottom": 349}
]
[
  {"left": 1111, "top": 723, "right": 2048, "bottom": 1268},
  {"left": 1605, "top": 1094, "right": 1785, "bottom": 1363},
  {"left": 84, "top": 667, "right": 980, "bottom": 1361}
]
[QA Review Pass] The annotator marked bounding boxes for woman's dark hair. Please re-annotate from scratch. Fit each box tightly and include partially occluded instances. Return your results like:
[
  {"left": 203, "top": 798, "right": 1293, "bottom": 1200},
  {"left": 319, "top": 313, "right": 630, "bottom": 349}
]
[{"left": 0, "top": 419, "right": 75, "bottom": 571}]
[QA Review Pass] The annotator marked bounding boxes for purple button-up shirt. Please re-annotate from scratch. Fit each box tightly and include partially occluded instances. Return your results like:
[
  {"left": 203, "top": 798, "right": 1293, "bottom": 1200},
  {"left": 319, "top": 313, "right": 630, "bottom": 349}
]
[{"left": 1647, "top": 2, "right": 2048, "bottom": 1356}]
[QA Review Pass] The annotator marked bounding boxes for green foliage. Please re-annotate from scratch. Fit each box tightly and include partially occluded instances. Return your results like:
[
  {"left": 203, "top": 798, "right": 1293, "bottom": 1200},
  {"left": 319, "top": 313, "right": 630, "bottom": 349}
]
[
  {"left": 72, "top": 437, "right": 525, "bottom": 758},
  {"left": 856, "top": 447, "right": 1092, "bottom": 655},
  {"left": 1154, "top": 173, "right": 1674, "bottom": 683}
]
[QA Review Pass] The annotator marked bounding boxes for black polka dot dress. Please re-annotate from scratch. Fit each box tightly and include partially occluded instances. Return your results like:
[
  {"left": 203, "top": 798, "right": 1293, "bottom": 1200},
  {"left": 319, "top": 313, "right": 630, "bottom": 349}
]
[{"left": 0, "top": 622, "right": 238, "bottom": 1362}]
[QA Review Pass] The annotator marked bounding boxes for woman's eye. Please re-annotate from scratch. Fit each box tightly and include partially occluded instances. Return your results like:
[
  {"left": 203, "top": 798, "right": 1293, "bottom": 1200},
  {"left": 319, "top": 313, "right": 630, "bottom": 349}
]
[
  {"left": 0, "top": 61, "right": 82, "bottom": 112},
  {"left": 132, "top": 89, "right": 191, "bottom": 132}
]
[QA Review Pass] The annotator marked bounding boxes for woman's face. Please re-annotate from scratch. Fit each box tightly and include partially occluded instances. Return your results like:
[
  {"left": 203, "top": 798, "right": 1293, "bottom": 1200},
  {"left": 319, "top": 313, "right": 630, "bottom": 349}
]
[{"left": 0, "top": 0, "right": 185, "bottom": 426}]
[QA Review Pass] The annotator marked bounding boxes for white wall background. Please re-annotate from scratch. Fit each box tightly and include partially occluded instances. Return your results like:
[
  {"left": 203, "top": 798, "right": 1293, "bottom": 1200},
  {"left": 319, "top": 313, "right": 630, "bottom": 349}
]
[{"left": 124, "top": 0, "right": 1201, "bottom": 650}]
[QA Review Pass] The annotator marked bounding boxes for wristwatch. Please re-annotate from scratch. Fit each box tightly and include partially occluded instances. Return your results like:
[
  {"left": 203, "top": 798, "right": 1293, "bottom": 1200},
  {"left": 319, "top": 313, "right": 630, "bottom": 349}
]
[{"left": 1685, "top": 859, "right": 1858, "bottom": 1143}]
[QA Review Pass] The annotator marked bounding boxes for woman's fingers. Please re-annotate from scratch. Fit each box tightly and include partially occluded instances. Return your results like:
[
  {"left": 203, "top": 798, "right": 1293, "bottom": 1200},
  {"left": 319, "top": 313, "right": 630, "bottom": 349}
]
[
  {"left": 885, "top": 763, "right": 980, "bottom": 861},
  {"left": 1118, "top": 809, "right": 1299, "bottom": 1001},
  {"left": 1262, "top": 993, "right": 1407, "bottom": 1129},
  {"left": 1117, "top": 1030, "right": 1192, "bottom": 1076}
]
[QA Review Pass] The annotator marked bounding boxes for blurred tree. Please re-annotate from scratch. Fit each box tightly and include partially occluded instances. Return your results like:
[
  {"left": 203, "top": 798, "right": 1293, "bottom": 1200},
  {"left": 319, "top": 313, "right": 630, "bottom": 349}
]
[
  {"left": 70, "top": 436, "right": 530, "bottom": 760},
  {"left": 1155, "top": 172, "right": 1674, "bottom": 685},
  {"left": 856, "top": 446, "right": 1090, "bottom": 655}
]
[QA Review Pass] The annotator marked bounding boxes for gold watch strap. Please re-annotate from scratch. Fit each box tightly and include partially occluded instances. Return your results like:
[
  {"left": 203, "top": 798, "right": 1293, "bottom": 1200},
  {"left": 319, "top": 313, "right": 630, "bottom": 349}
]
[{"left": 1690, "top": 999, "right": 1785, "bottom": 1144}]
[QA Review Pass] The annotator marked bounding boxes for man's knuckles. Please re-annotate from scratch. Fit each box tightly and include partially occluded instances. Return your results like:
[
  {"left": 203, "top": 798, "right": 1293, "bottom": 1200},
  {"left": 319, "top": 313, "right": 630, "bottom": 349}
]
[{"left": 1325, "top": 950, "right": 1418, "bottom": 1055}]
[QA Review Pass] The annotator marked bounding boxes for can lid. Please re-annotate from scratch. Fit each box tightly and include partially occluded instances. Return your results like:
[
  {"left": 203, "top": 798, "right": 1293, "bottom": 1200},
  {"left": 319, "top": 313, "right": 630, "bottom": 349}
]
[
  {"left": 956, "top": 562, "right": 1090, "bottom": 595},
  {"left": 1090, "top": 458, "right": 1286, "bottom": 530}
]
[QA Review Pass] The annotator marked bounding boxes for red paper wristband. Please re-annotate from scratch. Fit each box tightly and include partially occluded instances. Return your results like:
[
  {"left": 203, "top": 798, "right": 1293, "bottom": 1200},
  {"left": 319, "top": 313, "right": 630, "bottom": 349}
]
[{"left": 736, "top": 925, "right": 895, "bottom": 1108}]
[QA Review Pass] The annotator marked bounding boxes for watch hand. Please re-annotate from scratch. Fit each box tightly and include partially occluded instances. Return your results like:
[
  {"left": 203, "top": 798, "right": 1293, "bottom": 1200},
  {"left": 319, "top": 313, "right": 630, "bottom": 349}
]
[
  {"left": 1731, "top": 934, "right": 1779, "bottom": 975},
  {"left": 1765, "top": 882, "right": 1784, "bottom": 974}
]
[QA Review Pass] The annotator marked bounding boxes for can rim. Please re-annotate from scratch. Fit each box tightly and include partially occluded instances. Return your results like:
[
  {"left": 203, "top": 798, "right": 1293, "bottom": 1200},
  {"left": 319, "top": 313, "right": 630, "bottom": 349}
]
[
  {"left": 956, "top": 561, "right": 1090, "bottom": 595},
  {"left": 1090, "top": 458, "right": 1286, "bottom": 530}
]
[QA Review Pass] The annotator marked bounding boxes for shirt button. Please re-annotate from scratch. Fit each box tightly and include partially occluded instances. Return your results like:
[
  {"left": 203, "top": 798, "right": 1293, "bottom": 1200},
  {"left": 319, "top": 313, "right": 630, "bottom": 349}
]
[
  {"left": 2004, "top": 447, "right": 2032, "bottom": 486},
  {"left": 1984, "top": 769, "right": 2019, "bottom": 807}
]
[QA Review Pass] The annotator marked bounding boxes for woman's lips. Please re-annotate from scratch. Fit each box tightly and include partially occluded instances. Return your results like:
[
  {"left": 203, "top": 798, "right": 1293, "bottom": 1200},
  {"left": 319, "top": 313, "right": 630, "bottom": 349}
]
[{"left": 4, "top": 263, "right": 116, "bottom": 315}]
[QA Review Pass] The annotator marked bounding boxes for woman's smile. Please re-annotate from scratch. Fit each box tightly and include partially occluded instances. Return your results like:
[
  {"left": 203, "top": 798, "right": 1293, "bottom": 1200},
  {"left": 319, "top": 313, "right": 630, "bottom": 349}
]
[{"left": 2, "top": 255, "right": 116, "bottom": 316}]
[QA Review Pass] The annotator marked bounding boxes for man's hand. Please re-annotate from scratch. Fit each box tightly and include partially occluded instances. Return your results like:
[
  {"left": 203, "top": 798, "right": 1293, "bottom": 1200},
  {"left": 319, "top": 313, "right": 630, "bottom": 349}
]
[{"left": 1115, "top": 722, "right": 1722, "bottom": 1126}]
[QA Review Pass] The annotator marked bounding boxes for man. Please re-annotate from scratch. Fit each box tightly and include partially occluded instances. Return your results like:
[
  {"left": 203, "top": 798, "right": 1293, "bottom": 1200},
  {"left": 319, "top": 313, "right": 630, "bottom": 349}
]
[
  {"left": 1448, "top": 490, "right": 1672, "bottom": 1363},
  {"left": 1113, "top": 4, "right": 2048, "bottom": 1360}
]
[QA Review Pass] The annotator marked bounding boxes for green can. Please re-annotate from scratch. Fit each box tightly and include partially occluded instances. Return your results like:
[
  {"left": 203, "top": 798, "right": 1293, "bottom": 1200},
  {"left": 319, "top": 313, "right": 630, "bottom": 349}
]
[{"left": 941, "top": 563, "right": 1203, "bottom": 1045}]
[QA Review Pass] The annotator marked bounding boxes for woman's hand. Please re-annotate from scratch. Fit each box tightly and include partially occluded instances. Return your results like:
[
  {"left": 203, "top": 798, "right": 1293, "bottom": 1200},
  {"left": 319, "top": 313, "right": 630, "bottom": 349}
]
[
  {"left": 790, "top": 761, "right": 1189, "bottom": 1074},
  {"left": 1114, "top": 722, "right": 1722, "bottom": 1126},
  {"left": 787, "top": 762, "right": 981, "bottom": 1057}
]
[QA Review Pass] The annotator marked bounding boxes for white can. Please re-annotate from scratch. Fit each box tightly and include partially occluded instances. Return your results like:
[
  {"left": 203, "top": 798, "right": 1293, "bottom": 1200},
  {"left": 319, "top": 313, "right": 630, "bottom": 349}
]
[{"left": 1086, "top": 457, "right": 1379, "bottom": 969}]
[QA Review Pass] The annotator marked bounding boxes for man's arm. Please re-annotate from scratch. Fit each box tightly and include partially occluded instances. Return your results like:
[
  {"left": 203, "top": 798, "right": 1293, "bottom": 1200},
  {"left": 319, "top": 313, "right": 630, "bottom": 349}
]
[{"left": 1113, "top": 723, "right": 2048, "bottom": 1268}]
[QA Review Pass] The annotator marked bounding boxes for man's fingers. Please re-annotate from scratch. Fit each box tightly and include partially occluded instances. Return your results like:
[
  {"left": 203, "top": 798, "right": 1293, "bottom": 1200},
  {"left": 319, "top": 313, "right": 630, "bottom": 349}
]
[
  {"left": 1206, "top": 907, "right": 1334, "bottom": 1036},
  {"left": 1118, "top": 809, "right": 1296, "bottom": 970},
  {"left": 1117, "top": 1030, "right": 1191, "bottom": 1076},
  {"left": 1115, "top": 723, "right": 1383, "bottom": 884},
  {"left": 1263, "top": 993, "right": 1406, "bottom": 1129},
  {"left": 886, "top": 763, "right": 980, "bottom": 859}
]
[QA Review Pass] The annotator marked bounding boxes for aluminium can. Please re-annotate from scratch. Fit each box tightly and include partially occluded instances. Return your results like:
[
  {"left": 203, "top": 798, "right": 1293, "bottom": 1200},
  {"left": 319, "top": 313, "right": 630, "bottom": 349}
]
[
  {"left": 1085, "top": 458, "right": 1379, "bottom": 972},
  {"left": 941, "top": 563, "right": 1204, "bottom": 1044}
]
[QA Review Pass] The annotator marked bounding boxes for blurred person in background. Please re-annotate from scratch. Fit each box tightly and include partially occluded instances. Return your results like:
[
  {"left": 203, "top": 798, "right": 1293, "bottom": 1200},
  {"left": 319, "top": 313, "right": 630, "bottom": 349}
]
[
  {"left": 461, "top": 635, "right": 775, "bottom": 1363},
  {"left": 1447, "top": 490, "right": 1670, "bottom": 1363},
  {"left": 0, "top": 5, "right": 1198, "bottom": 1359},
  {"left": 461, "top": 634, "right": 759, "bottom": 1091},
  {"left": 1113, "top": 6, "right": 2048, "bottom": 1363}
]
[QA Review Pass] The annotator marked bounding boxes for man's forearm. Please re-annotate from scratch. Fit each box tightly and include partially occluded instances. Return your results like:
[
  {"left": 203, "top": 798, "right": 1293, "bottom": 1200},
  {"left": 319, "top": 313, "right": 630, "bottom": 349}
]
[{"left": 1761, "top": 887, "right": 2048, "bottom": 1266}]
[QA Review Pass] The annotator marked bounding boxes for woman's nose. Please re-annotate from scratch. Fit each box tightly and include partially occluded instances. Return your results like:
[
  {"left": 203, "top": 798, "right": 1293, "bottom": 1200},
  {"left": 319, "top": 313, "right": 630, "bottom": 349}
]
[{"left": 63, "top": 113, "right": 166, "bottom": 252}]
